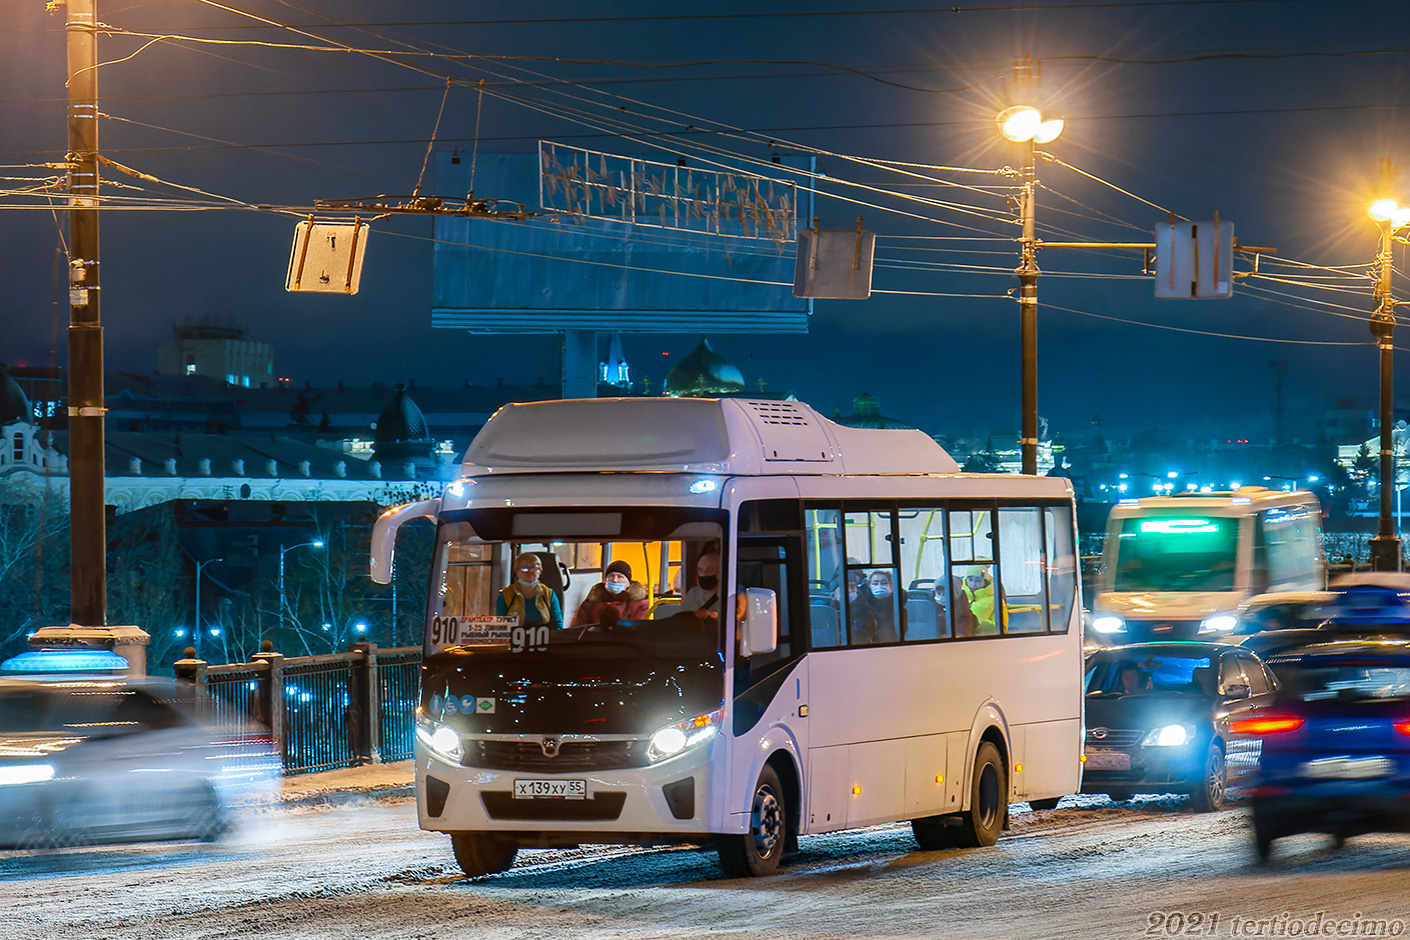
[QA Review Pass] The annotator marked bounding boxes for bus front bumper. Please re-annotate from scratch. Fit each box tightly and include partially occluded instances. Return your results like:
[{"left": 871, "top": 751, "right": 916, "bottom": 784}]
[{"left": 415, "top": 743, "right": 719, "bottom": 846}]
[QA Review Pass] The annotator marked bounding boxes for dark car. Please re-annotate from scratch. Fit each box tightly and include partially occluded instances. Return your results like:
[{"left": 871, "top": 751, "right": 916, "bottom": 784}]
[
  {"left": 1081, "top": 642, "right": 1279, "bottom": 810},
  {"left": 0, "top": 675, "right": 280, "bottom": 848},
  {"left": 1240, "top": 583, "right": 1410, "bottom": 660},
  {"left": 1238, "top": 641, "right": 1410, "bottom": 861}
]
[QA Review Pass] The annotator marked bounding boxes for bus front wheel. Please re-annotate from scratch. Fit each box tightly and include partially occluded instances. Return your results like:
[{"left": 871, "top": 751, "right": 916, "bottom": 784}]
[
  {"left": 956, "top": 742, "right": 1007, "bottom": 848},
  {"left": 450, "top": 832, "right": 518, "bottom": 878},
  {"left": 717, "top": 765, "right": 787, "bottom": 877}
]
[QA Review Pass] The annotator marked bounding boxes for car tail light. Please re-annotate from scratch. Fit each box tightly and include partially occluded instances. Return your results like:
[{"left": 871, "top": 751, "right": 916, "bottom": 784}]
[
  {"left": 1394, "top": 721, "right": 1410, "bottom": 736},
  {"left": 1230, "top": 717, "right": 1304, "bottom": 734},
  {"left": 1250, "top": 786, "right": 1292, "bottom": 797}
]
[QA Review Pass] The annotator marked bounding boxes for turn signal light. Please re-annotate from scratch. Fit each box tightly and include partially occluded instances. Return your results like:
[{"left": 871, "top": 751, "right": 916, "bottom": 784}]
[
  {"left": 1230, "top": 717, "right": 1304, "bottom": 734},
  {"left": 1394, "top": 721, "right": 1410, "bottom": 736}
]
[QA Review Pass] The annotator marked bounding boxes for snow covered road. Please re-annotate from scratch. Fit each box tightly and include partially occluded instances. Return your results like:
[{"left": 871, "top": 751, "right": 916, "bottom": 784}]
[{"left": 4, "top": 794, "right": 1409, "bottom": 940}]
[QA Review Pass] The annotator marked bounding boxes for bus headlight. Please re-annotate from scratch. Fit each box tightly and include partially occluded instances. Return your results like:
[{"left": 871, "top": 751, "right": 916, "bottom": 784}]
[
  {"left": 1198, "top": 614, "right": 1237, "bottom": 634},
  {"left": 647, "top": 709, "right": 723, "bottom": 763},
  {"left": 1092, "top": 616, "right": 1125, "bottom": 634},
  {"left": 415, "top": 718, "right": 464, "bottom": 762},
  {"left": 1141, "top": 723, "right": 1195, "bottom": 747}
]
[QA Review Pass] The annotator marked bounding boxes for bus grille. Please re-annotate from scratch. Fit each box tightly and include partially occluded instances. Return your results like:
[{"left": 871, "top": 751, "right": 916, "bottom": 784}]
[{"left": 465, "top": 739, "right": 648, "bottom": 772}]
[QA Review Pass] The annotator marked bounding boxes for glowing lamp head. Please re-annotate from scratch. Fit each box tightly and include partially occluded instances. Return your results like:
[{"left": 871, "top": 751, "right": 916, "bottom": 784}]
[
  {"left": 1034, "top": 118, "right": 1064, "bottom": 144},
  {"left": 1369, "top": 199, "right": 1398, "bottom": 222},
  {"left": 997, "top": 106, "right": 1062, "bottom": 144},
  {"left": 997, "top": 105, "right": 1042, "bottom": 142}
]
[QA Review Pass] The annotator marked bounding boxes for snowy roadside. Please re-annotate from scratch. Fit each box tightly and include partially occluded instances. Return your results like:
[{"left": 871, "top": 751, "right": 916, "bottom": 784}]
[{"left": 245, "top": 759, "right": 416, "bottom": 809}]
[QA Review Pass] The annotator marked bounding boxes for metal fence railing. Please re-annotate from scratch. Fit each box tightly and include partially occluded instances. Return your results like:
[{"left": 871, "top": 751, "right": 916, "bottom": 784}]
[
  {"left": 176, "top": 643, "right": 421, "bottom": 776},
  {"left": 377, "top": 649, "right": 422, "bottom": 762}
]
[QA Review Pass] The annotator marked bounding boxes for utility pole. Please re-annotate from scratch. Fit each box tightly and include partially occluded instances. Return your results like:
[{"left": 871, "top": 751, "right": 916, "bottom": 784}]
[
  {"left": 67, "top": 0, "right": 106, "bottom": 623},
  {"left": 1369, "top": 173, "right": 1401, "bottom": 571},
  {"left": 31, "top": 0, "right": 149, "bottom": 672},
  {"left": 1017, "top": 137, "right": 1039, "bottom": 476}
]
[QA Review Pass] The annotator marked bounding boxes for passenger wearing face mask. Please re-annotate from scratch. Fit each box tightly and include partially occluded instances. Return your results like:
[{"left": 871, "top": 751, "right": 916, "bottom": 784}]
[
  {"left": 681, "top": 552, "right": 722, "bottom": 622},
  {"left": 572, "top": 559, "right": 650, "bottom": 626},
  {"left": 496, "top": 552, "right": 564, "bottom": 629},
  {"left": 852, "top": 569, "right": 902, "bottom": 644}
]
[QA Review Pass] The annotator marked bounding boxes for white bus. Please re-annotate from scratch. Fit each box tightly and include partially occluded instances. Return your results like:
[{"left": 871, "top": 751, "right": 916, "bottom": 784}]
[
  {"left": 371, "top": 398, "right": 1083, "bottom": 878},
  {"left": 1091, "top": 488, "right": 1325, "bottom": 643}
]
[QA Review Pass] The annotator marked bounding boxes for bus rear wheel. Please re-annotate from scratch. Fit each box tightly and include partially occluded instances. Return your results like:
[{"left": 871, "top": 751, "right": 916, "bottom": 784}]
[
  {"left": 717, "top": 765, "right": 786, "bottom": 877},
  {"left": 956, "top": 742, "right": 1007, "bottom": 848},
  {"left": 450, "top": 832, "right": 518, "bottom": 878}
]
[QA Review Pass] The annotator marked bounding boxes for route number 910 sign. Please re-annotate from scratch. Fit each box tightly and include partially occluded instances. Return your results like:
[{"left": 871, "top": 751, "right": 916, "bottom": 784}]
[{"left": 426, "top": 616, "right": 551, "bottom": 654}]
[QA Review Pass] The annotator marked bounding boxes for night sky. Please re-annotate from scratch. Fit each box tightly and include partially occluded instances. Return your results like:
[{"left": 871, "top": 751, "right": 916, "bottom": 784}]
[{"left": 4, "top": 0, "right": 1410, "bottom": 442}]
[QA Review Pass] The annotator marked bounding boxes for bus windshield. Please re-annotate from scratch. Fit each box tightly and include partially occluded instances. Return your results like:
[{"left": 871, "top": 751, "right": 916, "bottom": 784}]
[
  {"left": 1112, "top": 514, "right": 1240, "bottom": 592},
  {"left": 422, "top": 511, "right": 727, "bottom": 735}
]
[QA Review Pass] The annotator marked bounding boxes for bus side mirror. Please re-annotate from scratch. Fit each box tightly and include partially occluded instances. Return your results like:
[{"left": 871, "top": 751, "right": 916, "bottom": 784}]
[
  {"left": 739, "top": 587, "right": 778, "bottom": 657},
  {"left": 370, "top": 498, "right": 440, "bottom": 583}
]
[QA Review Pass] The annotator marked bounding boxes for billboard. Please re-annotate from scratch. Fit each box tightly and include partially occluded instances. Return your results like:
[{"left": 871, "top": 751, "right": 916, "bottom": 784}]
[{"left": 431, "top": 148, "right": 810, "bottom": 333}]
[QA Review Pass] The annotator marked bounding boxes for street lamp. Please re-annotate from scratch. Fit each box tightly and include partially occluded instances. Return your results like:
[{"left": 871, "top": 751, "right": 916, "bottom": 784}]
[
  {"left": 278, "top": 540, "right": 325, "bottom": 635},
  {"left": 1366, "top": 196, "right": 1410, "bottom": 570},
  {"left": 193, "top": 557, "right": 222, "bottom": 662},
  {"left": 997, "top": 91, "right": 1063, "bottom": 476}
]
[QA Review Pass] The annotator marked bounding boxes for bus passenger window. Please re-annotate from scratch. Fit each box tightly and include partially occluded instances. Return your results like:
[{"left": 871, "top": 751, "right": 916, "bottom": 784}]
[
  {"left": 998, "top": 508, "right": 1045, "bottom": 634},
  {"left": 1045, "top": 507, "right": 1077, "bottom": 633}
]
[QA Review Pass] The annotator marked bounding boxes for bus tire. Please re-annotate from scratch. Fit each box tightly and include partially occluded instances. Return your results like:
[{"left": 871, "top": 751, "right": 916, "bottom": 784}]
[
  {"left": 450, "top": 832, "right": 518, "bottom": 878},
  {"left": 717, "top": 765, "right": 786, "bottom": 877},
  {"left": 956, "top": 742, "right": 1006, "bottom": 848}
]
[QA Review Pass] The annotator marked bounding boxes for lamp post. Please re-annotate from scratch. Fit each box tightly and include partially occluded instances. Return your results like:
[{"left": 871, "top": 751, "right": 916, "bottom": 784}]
[
  {"left": 997, "top": 71, "right": 1064, "bottom": 476},
  {"left": 193, "top": 557, "right": 222, "bottom": 662},
  {"left": 278, "top": 540, "right": 325, "bottom": 636},
  {"left": 1366, "top": 196, "right": 1410, "bottom": 570}
]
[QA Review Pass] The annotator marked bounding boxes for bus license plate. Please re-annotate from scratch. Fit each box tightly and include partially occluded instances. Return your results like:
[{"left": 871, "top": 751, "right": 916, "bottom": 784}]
[
  {"left": 1084, "top": 750, "right": 1131, "bottom": 771},
  {"left": 513, "top": 779, "right": 587, "bottom": 800}
]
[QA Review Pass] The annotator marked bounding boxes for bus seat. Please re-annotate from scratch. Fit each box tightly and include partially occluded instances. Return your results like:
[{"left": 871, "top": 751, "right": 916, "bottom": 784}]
[
  {"left": 905, "top": 596, "right": 938, "bottom": 640},
  {"left": 531, "top": 551, "right": 570, "bottom": 609},
  {"left": 652, "top": 603, "right": 681, "bottom": 620},
  {"left": 810, "top": 602, "right": 841, "bottom": 648}
]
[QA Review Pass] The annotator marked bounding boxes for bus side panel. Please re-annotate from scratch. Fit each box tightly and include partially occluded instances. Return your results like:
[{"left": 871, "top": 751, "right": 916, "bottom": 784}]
[
  {"left": 806, "top": 636, "right": 1081, "bottom": 812},
  {"left": 805, "top": 744, "right": 852, "bottom": 833},
  {"left": 840, "top": 738, "right": 908, "bottom": 829},
  {"left": 1017, "top": 718, "right": 1083, "bottom": 799},
  {"left": 902, "top": 734, "right": 950, "bottom": 817}
]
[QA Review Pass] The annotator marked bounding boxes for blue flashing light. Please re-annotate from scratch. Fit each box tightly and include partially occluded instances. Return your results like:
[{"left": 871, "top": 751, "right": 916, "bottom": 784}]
[{"left": 1, "top": 649, "right": 129, "bottom": 676}]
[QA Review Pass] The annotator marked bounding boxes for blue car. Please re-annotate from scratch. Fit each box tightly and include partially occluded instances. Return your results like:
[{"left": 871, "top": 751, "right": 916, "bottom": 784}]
[
  {"left": 1081, "top": 642, "right": 1279, "bottom": 811},
  {"left": 1237, "top": 641, "right": 1410, "bottom": 861}
]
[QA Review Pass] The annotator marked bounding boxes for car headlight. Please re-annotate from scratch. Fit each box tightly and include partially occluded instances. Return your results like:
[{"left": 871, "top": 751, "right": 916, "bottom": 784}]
[
  {"left": 0, "top": 764, "right": 54, "bottom": 786},
  {"left": 1141, "top": 723, "right": 1196, "bottom": 747},
  {"left": 1198, "top": 614, "right": 1237, "bottom": 634},
  {"left": 1092, "top": 616, "right": 1125, "bottom": 634},
  {"left": 415, "top": 718, "right": 464, "bottom": 762},
  {"left": 647, "top": 709, "right": 723, "bottom": 763}
]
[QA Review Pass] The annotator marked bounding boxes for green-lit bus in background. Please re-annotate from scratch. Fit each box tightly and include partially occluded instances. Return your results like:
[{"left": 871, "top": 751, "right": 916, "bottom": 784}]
[{"left": 1091, "top": 488, "right": 1324, "bottom": 643}]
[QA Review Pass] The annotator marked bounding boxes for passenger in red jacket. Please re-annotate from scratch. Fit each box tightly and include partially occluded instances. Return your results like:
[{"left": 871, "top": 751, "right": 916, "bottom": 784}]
[{"left": 572, "top": 559, "right": 650, "bottom": 626}]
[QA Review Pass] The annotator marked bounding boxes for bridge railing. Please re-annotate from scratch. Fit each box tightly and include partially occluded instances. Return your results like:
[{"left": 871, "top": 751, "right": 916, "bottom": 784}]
[{"left": 175, "top": 642, "right": 421, "bottom": 775}]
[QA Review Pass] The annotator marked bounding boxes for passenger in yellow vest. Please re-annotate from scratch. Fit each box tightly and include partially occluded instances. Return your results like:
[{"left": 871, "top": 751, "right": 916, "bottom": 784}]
[
  {"left": 962, "top": 565, "right": 1007, "bottom": 635},
  {"left": 496, "top": 552, "right": 564, "bottom": 630}
]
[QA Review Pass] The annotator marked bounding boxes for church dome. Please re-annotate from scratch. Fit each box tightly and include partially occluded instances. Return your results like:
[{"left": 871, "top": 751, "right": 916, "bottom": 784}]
[
  {"left": 665, "top": 339, "right": 745, "bottom": 397},
  {"left": 373, "top": 385, "right": 430, "bottom": 443},
  {"left": 834, "top": 393, "right": 914, "bottom": 430}
]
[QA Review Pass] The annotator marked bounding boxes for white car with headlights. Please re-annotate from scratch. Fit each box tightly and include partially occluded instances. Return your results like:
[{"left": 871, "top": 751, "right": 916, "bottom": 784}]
[
  {"left": 0, "top": 673, "right": 280, "bottom": 847},
  {"left": 1080, "top": 641, "right": 1280, "bottom": 810}
]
